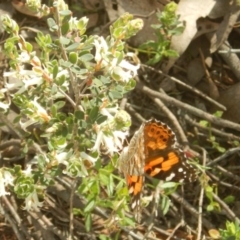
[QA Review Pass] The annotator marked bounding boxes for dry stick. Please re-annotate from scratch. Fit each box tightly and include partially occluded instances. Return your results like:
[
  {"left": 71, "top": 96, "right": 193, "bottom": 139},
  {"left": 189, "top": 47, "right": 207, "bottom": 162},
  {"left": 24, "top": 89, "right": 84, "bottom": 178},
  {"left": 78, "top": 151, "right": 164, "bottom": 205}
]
[
  {"left": 142, "top": 64, "right": 226, "bottom": 111},
  {"left": 212, "top": 192, "right": 240, "bottom": 224},
  {"left": 166, "top": 221, "right": 184, "bottom": 240},
  {"left": 207, "top": 147, "right": 240, "bottom": 166},
  {"left": 0, "top": 113, "right": 22, "bottom": 138},
  {"left": 153, "top": 97, "right": 188, "bottom": 144},
  {"left": 215, "top": 165, "right": 240, "bottom": 181},
  {"left": 125, "top": 104, "right": 146, "bottom": 123},
  {"left": 45, "top": 197, "right": 87, "bottom": 231},
  {"left": 143, "top": 181, "right": 162, "bottom": 240},
  {"left": 199, "top": 48, "right": 219, "bottom": 100},
  {"left": 120, "top": 97, "right": 128, "bottom": 110},
  {"left": 218, "top": 41, "right": 240, "bottom": 82},
  {"left": 41, "top": 214, "right": 66, "bottom": 240},
  {"left": 69, "top": 179, "right": 77, "bottom": 240},
  {"left": 136, "top": 81, "right": 240, "bottom": 131},
  {"left": 196, "top": 148, "right": 206, "bottom": 240},
  {"left": 208, "top": 172, "right": 240, "bottom": 192},
  {"left": 153, "top": 226, "right": 183, "bottom": 240},
  {"left": 2, "top": 196, "right": 31, "bottom": 239},
  {"left": 171, "top": 192, "right": 214, "bottom": 229},
  {"left": 31, "top": 211, "right": 66, "bottom": 240},
  {"left": 185, "top": 115, "right": 240, "bottom": 141},
  {"left": 0, "top": 203, "right": 25, "bottom": 240}
]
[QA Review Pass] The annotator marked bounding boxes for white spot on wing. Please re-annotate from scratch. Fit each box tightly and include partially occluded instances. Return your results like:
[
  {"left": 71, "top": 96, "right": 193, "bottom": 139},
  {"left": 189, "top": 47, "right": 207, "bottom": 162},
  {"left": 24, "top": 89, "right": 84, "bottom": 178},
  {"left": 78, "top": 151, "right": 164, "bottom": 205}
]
[{"left": 166, "top": 172, "right": 175, "bottom": 181}]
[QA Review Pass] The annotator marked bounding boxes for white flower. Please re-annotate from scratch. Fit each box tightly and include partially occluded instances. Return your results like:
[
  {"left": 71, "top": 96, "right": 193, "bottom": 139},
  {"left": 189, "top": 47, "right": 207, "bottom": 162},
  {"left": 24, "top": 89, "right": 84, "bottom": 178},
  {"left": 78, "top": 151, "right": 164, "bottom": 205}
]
[
  {"left": 93, "top": 36, "right": 109, "bottom": 64},
  {"left": 4, "top": 67, "right": 43, "bottom": 94},
  {"left": 3, "top": 171, "right": 14, "bottom": 186},
  {"left": 0, "top": 170, "right": 14, "bottom": 196},
  {"left": 55, "top": 152, "right": 69, "bottom": 165},
  {"left": 93, "top": 36, "right": 140, "bottom": 82},
  {"left": 19, "top": 118, "right": 37, "bottom": 132},
  {"left": 91, "top": 107, "right": 128, "bottom": 156},
  {"left": 0, "top": 179, "right": 10, "bottom": 196},
  {"left": 80, "top": 152, "right": 97, "bottom": 164},
  {"left": 91, "top": 129, "right": 103, "bottom": 154},
  {"left": 31, "top": 98, "right": 51, "bottom": 122},
  {"left": 23, "top": 190, "right": 43, "bottom": 211},
  {"left": 22, "top": 165, "right": 33, "bottom": 177},
  {"left": 17, "top": 51, "right": 30, "bottom": 63},
  {"left": 0, "top": 101, "right": 10, "bottom": 112},
  {"left": 18, "top": 98, "right": 50, "bottom": 132}
]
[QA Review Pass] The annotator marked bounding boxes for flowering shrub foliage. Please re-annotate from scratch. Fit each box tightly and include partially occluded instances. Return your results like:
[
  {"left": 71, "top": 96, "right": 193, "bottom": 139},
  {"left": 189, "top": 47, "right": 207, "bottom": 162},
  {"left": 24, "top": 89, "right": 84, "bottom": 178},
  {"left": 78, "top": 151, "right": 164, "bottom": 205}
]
[{"left": 0, "top": 0, "right": 143, "bottom": 227}]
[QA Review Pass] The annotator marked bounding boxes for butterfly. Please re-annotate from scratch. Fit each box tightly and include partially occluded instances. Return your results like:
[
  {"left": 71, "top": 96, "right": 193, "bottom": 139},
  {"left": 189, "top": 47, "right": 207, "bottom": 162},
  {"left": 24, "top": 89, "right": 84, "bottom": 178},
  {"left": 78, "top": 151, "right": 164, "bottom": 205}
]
[{"left": 118, "top": 118, "right": 197, "bottom": 221}]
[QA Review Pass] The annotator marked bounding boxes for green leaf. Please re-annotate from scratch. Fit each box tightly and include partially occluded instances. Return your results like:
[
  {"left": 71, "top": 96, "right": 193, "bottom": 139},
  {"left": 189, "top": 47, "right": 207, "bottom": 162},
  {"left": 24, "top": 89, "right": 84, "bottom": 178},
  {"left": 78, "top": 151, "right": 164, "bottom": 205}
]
[
  {"left": 52, "top": 64, "right": 58, "bottom": 79},
  {"left": 59, "top": 36, "right": 70, "bottom": 45},
  {"left": 161, "top": 195, "right": 170, "bottom": 215},
  {"left": 69, "top": 52, "right": 78, "bottom": 64},
  {"left": 47, "top": 18, "right": 58, "bottom": 31},
  {"left": 75, "top": 110, "right": 85, "bottom": 120},
  {"left": 99, "top": 235, "right": 111, "bottom": 240},
  {"left": 164, "top": 49, "right": 179, "bottom": 57},
  {"left": 107, "top": 174, "right": 114, "bottom": 196},
  {"left": 160, "top": 181, "right": 178, "bottom": 189},
  {"left": 79, "top": 53, "right": 94, "bottom": 62},
  {"left": 85, "top": 213, "right": 92, "bottom": 232},
  {"left": 99, "top": 171, "right": 109, "bottom": 186},
  {"left": 25, "top": 42, "right": 33, "bottom": 52},
  {"left": 59, "top": 10, "right": 72, "bottom": 16},
  {"left": 199, "top": 120, "right": 209, "bottom": 127},
  {"left": 109, "top": 90, "right": 123, "bottom": 99},
  {"left": 96, "top": 114, "right": 107, "bottom": 125},
  {"left": 207, "top": 204, "right": 214, "bottom": 212},
  {"left": 61, "top": 22, "right": 70, "bottom": 35},
  {"left": 59, "top": 59, "right": 72, "bottom": 68},
  {"left": 55, "top": 101, "right": 66, "bottom": 109},
  {"left": 89, "top": 106, "right": 99, "bottom": 122},
  {"left": 84, "top": 198, "right": 96, "bottom": 213},
  {"left": 214, "top": 111, "right": 223, "bottom": 118},
  {"left": 65, "top": 43, "right": 80, "bottom": 51}
]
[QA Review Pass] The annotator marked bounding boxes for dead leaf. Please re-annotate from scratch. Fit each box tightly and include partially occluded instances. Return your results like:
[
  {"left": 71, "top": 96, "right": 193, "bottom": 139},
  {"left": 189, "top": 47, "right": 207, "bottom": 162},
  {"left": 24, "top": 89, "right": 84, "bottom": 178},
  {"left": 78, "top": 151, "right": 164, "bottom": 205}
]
[
  {"left": 187, "top": 58, "right": 205, "bottom": 86},
  {"left": 164, "top": 0, "right": 230, "bottom": 72},
  {"left": 208, "top": 1, "right": 240, "bottom": 53},
  {"left": 211, "top": 82, "right": 240, "bottom": 122}
]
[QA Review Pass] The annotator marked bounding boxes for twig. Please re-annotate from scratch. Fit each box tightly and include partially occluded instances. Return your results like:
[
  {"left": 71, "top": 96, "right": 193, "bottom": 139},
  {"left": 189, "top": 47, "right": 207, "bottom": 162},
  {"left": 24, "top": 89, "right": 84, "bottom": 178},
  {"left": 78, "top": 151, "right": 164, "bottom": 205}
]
[
  {"left": 208, "top": 172, "right": 240, "bottom": 192},
  {"left": 215, "top": 165, "right": 240, "bottom": 181},
  {"left": 69, "top": 179, "right": 77, "bottom": 239},
  {"left": 212, "top": 192, "right": 240, "bottom": 224},
  {"left": 196, "top": 148, "right": 206, "bottom": 240},
  {"left": 125, "top": 104, "right": 146, "bottom": 123},
  {"left": 0, "top": 113, "right": 22, "bottom": 138},
  {"left": 135, "top": 80, "right": 240, "bottom": 131},
  {"left": 166, "top": 221, "right": 183, "bottom": 240},
  {"left": 0, "top": 202, "right": 25, "bottom": 240},
  {"left": 153, "top": 225, "right": 183, "bottom": 240},
  {"left": 185, "top": 115, "right": 240, "bottom": 141},
  {"left": 171, "top": 192, "right": 214, "bottom": 229},
  {"left": 120, "top": 97, "right": 128, "bottom": 110},
  {"left": 218, "top": 41, "right": 240, "bottom": 82},
  {"left": 142, "top": 64, "right": 226, "bottom": 111},
  {"left": 143, "top": 181, "right": 162, "bottom": 240},
  {"left": 207, "top": 147, "right": 240, "bottom": 166},
  {"left": 2, "top": 196, "right": 31, "bottom": 239}
]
